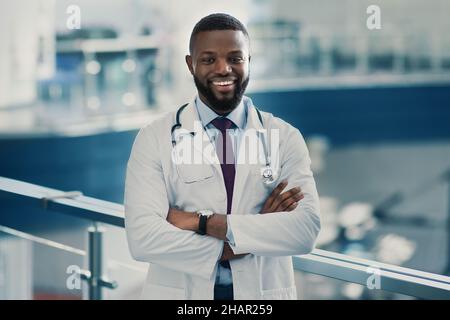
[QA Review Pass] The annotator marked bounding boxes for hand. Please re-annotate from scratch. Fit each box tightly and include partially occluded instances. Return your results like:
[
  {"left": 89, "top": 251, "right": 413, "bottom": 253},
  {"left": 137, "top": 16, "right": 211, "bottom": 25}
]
[
  {"left": 220, "top": 242, "right": 247, "bottom": 262},
  {"left": 260, "top": 180, "right": 304, "bottom": 214},
  {"left": 221, "top": 180, "right": 304, "bottom": 262},
  {"left": 167, "top": 207, "right": 198, "bottom": 232}
]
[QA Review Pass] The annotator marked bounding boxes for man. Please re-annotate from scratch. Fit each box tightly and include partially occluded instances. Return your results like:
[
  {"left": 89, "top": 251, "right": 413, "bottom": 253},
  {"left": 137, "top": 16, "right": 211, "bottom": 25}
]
[{"left": 124, "top": 13, "right": 321, "bottom": 300}]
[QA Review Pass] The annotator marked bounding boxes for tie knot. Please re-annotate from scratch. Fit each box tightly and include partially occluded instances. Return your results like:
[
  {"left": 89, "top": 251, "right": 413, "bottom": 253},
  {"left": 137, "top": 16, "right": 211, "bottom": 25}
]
[{"left": 211, "top": 117, "right": 235, "bottom": 131}]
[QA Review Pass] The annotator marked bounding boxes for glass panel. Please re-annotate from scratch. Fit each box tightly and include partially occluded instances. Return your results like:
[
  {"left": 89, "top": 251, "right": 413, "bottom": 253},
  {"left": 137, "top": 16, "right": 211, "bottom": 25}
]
[
  {"left": 32, "top": 240, "right": 84, "bottom": 300},
  {"left": 101, "top": 224, "right": 147, "bottom": 300},
  {"left": 0, "top": 229, "right": 85, "bottom": 300},
  {"left": 294, "top": 270, "right": 416, "bottom": 300}
]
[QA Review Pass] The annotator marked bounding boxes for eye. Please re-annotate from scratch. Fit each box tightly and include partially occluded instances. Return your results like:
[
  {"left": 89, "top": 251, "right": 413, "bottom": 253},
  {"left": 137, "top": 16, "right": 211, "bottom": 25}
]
[
  {"left": 230, "top": 56, "right": 244, "bottom": 64},
  {"left": 201, "top": 57, "right": 214, "bottom": 64}
]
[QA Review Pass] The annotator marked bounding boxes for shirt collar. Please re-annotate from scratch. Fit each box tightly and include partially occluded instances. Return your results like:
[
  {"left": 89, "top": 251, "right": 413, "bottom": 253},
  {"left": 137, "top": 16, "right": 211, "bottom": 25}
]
[{"left": 195, "top": 95, "right": 246, "bottom": 130}]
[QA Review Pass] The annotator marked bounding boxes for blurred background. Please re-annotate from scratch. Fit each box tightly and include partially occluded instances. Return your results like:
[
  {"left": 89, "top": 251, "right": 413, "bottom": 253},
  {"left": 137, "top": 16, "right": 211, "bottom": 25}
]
[{"left": 0, "top": 0, "right": 449, "bottom": 300}]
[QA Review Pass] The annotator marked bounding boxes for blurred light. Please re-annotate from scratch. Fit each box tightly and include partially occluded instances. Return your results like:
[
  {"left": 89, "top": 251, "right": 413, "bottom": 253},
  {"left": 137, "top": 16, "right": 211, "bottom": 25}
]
[
  {"left": 122, "top": 59, "right": 136, "bottom": 73},
  {"left": 374, "top": 234, "right": 416, "bottom": 265},
  {"left": 87, "top": 96, "right": 100, "bottom": 110},
  {"left": 342, "top": 283, "right": 364, "bottom": 300},
  {"left": 339, "top": 202, "right": 377, "bottom": 241},
  {"left": 122, "top": 92, "right": 136, "bottom": 106},
  {"left": 338, "top": 202, "right": 374, "bottom": 228},
  {"left": 86, "top": 60, "right": 101, "bottom": 75}
]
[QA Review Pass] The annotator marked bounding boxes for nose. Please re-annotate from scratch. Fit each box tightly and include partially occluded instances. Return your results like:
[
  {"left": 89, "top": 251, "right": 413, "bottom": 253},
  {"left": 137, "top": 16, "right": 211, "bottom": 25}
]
[{"left": 214, "top": 58, "right": 232, "bottom": 75}]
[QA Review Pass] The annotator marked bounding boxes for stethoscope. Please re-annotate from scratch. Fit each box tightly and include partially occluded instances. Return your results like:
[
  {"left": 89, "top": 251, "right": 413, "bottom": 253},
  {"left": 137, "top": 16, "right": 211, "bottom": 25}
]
[{"left": 171, "top": 103, "right": 275, "bottom": 184}]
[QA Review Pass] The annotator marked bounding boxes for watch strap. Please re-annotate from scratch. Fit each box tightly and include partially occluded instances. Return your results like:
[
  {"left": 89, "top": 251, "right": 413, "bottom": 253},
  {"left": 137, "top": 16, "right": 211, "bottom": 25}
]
[{"left": 197, "top": 214, "right": 208, "bottom": 235}]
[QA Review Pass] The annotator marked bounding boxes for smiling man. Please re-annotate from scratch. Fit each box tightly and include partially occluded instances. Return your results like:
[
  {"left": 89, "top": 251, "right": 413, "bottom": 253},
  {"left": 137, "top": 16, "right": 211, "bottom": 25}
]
[
  {"left": 187, "top": 26, "right": 250, "bottom": 113},
  {"left": 125, "top": 13, "right": 321, "bottom": 300}
]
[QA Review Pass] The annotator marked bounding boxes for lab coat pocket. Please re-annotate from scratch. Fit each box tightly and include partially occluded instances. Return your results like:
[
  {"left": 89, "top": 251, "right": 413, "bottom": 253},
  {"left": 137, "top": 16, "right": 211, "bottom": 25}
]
[
  {"left": 176, "top": 163, "right": 214, "bottom": 184},
  {"left": 140, "top": 283, "right": 186, "bottom": 300},
  {"left": 171, "top": 135, "right": 216, "bottom": 183}
]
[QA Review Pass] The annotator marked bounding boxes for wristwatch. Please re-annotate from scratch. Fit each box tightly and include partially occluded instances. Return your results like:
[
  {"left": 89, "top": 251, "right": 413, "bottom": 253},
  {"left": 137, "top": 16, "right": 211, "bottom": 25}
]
[{"left": 196, "top": 209, "right": 214, "bottom": 235}]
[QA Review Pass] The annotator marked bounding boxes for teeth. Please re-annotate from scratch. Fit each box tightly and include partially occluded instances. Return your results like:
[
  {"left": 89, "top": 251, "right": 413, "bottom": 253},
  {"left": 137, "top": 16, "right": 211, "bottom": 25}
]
[{"left": 213, "top": 81, "right": 234, "bottom": 86}]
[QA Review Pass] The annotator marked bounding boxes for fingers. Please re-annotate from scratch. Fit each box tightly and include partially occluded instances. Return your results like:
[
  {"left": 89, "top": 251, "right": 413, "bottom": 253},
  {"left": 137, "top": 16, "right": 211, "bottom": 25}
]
[
  {"left": 221, "top": 243, "right": 249, "bottom": 261},
  {"left": 271, "top": 186, "right": 302, "bottom": 212},
  {"left": 286, "top": 201, "right": 299, "bottom": 212},
  {"left": 269, "top": 180, "right": 288, "bottom": 202},
  {"left": 261, "top": 180, "right": 288, "bottom": 213},
  {"left": 260, "top": 181, "right": 305, "bottom": 214},
  {"left": 279, "top": 191, "right": 304, "bottom": 211}
]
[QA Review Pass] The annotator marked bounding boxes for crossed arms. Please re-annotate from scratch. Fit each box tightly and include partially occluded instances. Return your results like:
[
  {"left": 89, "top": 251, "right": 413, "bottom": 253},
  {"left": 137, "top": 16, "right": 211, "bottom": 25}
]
[
  {"left": 124, "top": 124, "right": 320, "bottom": 280},
  {"left": 167, "top": 180, "right": 304, "bottom": 262}
]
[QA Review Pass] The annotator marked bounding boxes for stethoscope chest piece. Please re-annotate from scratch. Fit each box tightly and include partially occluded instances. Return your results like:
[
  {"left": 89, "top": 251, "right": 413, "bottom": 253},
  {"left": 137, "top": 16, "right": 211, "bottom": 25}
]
[
  {"left": 262, "top": 166, "right": 273, "bottom": 179},
  {"left": 262, "top": 166, "right": 276, "bottom": 185}
]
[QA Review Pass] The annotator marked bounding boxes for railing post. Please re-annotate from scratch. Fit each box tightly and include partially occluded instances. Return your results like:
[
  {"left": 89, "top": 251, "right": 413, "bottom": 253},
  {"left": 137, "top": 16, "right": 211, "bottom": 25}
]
[
  {"left": 82, "top": 223, "right": 118, "bottom": 300},
  {"left": 87, "top": 224, "right": 104, "bottom": 300}
]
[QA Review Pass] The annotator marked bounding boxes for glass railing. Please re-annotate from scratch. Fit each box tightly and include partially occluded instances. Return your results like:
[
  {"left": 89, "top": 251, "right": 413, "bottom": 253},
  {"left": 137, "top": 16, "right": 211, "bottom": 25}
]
[{"left": 1, "top": 176, "right": 449, "bottom": 300}]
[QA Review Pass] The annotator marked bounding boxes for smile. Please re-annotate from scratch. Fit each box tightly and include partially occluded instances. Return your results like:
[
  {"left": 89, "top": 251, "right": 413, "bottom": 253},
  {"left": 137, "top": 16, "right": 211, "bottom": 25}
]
[
  {"left": 212, "top": 80, "right": 235, "bottom": 86},
  {"left": 210, "top": 79, "right": 236, "bottom": 93}
]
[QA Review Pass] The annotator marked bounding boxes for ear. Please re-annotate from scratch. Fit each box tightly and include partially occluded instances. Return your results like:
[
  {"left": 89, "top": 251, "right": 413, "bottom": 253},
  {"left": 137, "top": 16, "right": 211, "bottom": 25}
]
[{"left": 185, "top": 55, "right": 194, "bottom": 75}]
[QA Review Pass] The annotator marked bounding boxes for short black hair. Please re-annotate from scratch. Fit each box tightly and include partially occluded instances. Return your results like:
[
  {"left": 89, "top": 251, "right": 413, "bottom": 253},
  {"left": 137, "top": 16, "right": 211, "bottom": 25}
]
[{"left": 189, "top": 13, "right": 249, "bottom": 54}]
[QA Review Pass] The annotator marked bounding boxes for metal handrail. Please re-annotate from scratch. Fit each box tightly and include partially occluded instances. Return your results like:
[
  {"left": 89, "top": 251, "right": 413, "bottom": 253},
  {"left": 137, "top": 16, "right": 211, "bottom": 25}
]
[{"left": 1, "top": 176, "right": 450, "bottom": 300}]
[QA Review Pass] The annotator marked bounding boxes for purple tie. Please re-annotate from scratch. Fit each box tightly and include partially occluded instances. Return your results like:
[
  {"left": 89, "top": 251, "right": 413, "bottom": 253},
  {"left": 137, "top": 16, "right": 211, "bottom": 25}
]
[
  {"left": 211, "top": 117, "right": 236, "bottom": 215},
  {"left": 211, "top": 117, "right": 235, "bottom": 270}
]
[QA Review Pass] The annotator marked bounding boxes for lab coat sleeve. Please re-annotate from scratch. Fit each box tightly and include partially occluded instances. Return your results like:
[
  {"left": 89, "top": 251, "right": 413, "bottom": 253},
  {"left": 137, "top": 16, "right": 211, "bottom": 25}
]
[
  {"left": 124, "top": 126, "right": 223, "bottom": 280},
  {"left": 228, "top": 121, "right": 321, "bottom": 256},
  {"left": 225, "top": 215, "right": 236, "bottom": 245}
]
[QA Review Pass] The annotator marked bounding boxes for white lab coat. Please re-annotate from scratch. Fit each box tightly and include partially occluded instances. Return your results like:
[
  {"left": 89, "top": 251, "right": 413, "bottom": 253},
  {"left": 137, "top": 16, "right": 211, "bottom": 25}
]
[{"left": 124, "top": 98, "right": 321, "bottom": 300}]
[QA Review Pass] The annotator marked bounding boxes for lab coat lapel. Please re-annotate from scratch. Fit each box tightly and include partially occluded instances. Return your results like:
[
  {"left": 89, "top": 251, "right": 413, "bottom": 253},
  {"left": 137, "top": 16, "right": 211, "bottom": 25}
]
[{"left": 232, "top": 103, "right": 265, "bottom": 214}]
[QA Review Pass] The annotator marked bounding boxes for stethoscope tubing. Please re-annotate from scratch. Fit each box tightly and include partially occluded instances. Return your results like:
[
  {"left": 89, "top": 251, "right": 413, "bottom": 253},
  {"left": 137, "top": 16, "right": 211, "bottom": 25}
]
[{"left": 170, "top": 103, "right": 274, "bottom": 182}]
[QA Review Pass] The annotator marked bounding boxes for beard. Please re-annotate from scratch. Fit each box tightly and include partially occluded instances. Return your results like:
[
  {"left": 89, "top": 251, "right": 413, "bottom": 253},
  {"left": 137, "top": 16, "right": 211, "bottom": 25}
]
[{"left": 193, "top": 74, "right": 250, "bottom": 113}]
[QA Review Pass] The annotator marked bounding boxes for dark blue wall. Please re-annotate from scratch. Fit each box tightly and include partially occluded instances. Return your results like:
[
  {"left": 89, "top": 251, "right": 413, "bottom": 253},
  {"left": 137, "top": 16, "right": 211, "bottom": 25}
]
[
  {"left": 249, "top": 84, "right": 450, "bottom": 146},
  {"left": 0, "top": 130, "right": 138, "bottom": 204}
]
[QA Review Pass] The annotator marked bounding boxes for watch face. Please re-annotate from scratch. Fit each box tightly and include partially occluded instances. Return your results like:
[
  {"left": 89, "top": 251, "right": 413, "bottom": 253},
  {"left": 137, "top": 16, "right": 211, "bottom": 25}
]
[{"left": 199, "top": 210, "right": 213, "bottom": 217}]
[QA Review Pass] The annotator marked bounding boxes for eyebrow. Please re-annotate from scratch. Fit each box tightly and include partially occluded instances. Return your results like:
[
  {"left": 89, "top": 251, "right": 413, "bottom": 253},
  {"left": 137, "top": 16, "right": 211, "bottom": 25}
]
[{"left": 198, "top": 50, "right": 245, "bottom": 55}]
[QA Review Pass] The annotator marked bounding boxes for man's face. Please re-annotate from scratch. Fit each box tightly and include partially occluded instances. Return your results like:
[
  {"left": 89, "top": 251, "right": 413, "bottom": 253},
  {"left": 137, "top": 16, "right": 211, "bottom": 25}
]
[{"left": 186, "top": 30, "right": 250, "bottom": 114}]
